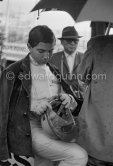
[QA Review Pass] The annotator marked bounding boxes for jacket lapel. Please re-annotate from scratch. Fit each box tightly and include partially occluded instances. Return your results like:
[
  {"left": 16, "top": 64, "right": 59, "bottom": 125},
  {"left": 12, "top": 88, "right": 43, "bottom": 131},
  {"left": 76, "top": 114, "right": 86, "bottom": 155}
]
[
  {"left": 47, "top": 62, "right": 77, "bottom": 99},
  {"left": 20, "top": 55, "right": 31, "bottom": 96},
  {"left": 73, "top": 52, "right": 79, "bottom": 72},
  {"left": 62, "top": 52, "right": 69, "bottom": 72}
]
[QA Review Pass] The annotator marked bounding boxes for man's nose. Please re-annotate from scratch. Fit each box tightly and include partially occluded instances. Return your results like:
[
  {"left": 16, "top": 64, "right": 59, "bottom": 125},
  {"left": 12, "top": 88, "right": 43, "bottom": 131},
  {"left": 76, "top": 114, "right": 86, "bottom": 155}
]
[{"left": 43, "top": 52, "right": 50, "bottom": 59}]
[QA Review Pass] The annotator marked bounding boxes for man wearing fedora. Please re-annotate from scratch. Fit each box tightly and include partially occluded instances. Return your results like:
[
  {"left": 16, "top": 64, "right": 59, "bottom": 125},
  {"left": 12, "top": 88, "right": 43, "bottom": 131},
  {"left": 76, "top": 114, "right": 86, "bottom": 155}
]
[{"left": 51, "top": 26, "right": 84, "bottom": 115}]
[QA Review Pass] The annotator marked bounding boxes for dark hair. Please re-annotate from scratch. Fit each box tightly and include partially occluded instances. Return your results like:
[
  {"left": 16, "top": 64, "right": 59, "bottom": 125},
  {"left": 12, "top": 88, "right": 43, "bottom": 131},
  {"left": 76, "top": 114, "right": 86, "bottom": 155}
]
[{"left": 28, "top": 25, "right": 56, "bottom": 48}]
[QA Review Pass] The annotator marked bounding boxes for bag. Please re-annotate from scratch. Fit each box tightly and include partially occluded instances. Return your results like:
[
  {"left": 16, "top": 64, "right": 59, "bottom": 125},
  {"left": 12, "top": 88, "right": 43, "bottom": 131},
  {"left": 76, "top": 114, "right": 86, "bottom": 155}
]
[{"left": 41, "top": 96, "right": 79, "bottom": 142}]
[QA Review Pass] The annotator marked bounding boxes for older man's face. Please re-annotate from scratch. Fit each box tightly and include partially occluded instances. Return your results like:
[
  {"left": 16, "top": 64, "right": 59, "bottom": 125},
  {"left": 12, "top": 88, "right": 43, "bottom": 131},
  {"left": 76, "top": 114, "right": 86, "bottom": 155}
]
[{"left": 61, "top": 39, "right": 79, "bottom": 55}]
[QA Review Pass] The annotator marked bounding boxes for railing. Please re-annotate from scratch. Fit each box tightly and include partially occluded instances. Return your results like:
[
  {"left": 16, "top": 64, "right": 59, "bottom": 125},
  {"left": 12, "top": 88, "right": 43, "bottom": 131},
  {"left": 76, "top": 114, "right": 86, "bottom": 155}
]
[{"left": 1, "top": 42, "right": 29, "bottom": 61}]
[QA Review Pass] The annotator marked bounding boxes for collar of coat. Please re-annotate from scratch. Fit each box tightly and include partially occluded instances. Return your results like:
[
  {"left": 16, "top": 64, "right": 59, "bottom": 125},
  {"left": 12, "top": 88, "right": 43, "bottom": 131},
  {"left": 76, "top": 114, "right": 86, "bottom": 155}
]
[
  {"left": 18, "top": 54, "right": 76, "bottom": 99},
  {"left": 18, "top": 54, "right": 64, "bottom": 96},
  {"left": 20, "top": 54, "right": 61, "bottom": 79}
]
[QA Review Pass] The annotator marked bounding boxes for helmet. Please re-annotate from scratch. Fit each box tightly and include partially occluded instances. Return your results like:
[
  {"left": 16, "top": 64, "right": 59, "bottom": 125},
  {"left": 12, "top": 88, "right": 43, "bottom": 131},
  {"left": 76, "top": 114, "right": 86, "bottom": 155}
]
[{"left": 41, "top": 96, "right": 79, "bottom": 142}]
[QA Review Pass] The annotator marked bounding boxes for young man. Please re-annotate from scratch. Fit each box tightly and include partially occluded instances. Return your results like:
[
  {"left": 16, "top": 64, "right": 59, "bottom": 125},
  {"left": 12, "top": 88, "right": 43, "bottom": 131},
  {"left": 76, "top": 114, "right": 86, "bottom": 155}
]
[
  {"left": 51, "top": 26, "right": 84, "bottom": 116},
  {"left": 0, "top": 25, "right": 88, "bottom": 166}
]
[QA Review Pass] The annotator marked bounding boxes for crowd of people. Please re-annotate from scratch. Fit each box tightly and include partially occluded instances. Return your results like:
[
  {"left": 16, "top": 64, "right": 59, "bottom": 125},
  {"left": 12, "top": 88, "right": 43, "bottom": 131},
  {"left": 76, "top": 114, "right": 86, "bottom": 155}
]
[{"left": 0, "top": 24, "right": 113, "bottom": 166}]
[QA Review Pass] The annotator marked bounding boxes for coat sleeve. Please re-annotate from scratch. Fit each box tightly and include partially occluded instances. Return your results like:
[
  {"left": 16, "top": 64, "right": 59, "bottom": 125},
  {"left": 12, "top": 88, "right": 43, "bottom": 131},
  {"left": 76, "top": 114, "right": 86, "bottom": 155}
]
[
  {"left": 77, "top": 47, "right": 94, "bottom": 85},
  {"left": 0, "top": 70, "right": 14, "bottom": 160}
]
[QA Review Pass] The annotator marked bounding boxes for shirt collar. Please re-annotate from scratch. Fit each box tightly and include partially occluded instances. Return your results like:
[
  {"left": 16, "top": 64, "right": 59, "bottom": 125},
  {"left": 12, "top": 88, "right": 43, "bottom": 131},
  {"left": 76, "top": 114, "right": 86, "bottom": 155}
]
[
  {"left": 29, "top": 55, "right": 46, "bottom": 69},
  {"left": 64, "top": 50, "right": 77, "bottom": 58}
]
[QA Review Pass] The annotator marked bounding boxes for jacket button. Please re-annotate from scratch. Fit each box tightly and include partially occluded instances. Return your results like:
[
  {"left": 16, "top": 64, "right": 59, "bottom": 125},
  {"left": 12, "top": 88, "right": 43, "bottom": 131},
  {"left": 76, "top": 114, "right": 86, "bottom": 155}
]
[
  {"left": 23, "top": 112, "right": 27, "bottom": 116},
  {"left": 26, "top": 133, "right": 30, "bottom": 137}
]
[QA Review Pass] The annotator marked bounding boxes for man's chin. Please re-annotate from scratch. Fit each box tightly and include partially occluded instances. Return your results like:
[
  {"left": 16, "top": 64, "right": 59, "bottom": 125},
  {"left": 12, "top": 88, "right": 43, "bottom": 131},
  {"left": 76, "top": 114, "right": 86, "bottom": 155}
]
[{"left": 39, "top": 60, "right": 48, "bottom": 65}]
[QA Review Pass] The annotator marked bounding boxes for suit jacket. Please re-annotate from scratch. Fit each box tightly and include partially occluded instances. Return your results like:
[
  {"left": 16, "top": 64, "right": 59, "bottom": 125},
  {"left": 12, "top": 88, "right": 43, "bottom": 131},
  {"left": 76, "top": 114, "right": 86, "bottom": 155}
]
[
  {"left": 51, "top": 51, "right": 84, "bottom": 99},
  {"left": 0, "top": 54, "right": 77, "bottom": 160}
]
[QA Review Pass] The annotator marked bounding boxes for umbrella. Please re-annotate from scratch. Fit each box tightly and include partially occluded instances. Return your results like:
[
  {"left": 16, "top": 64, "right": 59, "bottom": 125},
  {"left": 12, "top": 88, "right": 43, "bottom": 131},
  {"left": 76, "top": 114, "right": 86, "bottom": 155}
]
[
  {"left": 31, "top": 0, "right": 113, "bottom": 23},
  {"left": 76, "top": 0, "right": 113, "bottom": 23},
  {"left": 31, "top": 0, "right": 87, "bottom": 21}
]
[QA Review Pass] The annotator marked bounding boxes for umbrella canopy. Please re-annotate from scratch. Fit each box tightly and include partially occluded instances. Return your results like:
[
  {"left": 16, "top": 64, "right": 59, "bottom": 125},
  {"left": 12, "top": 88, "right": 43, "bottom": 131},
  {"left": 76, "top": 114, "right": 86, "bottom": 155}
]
[
  {"left": 31, "top": 0, "right": 113, "bottom": 23},
  {"left": 76, "top": 0, "right": 113, "bottom": 23},
  {"left": 31, "top": 0, "right": 87, "bottom": 21}
]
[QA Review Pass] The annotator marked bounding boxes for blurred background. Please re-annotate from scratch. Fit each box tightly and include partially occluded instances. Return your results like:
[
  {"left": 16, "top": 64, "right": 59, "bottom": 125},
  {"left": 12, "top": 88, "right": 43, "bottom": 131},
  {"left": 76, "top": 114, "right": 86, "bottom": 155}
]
[{"left": 0, "top": 0, "right": 91, "bottom": 68}]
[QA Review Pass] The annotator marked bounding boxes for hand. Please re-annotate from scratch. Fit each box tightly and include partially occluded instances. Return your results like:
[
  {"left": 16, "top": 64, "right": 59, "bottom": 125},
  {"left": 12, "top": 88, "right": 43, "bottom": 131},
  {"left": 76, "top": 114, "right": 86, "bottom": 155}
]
[
  {"left": 33, "top": 100, "right": 52, "bottom": 115},
  {"left": 59, "top": 93, "right": 72, "bottom": 108}
]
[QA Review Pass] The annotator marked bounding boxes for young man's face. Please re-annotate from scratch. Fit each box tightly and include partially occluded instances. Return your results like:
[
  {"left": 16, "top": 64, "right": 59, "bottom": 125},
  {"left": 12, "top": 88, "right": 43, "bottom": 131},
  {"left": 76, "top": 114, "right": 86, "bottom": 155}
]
[
  {"left": 61, "top": 39, "right": 79, "bottom": 55},
  {"left": 28, "top": 42, "right": 54, "bottom": 65}
]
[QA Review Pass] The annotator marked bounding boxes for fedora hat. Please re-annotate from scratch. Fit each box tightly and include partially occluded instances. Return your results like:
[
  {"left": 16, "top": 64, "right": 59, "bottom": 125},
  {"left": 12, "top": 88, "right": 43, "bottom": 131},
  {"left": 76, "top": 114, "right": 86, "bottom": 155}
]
[{"left": 58, "top": 26, "right": 82, "bottom": 40}]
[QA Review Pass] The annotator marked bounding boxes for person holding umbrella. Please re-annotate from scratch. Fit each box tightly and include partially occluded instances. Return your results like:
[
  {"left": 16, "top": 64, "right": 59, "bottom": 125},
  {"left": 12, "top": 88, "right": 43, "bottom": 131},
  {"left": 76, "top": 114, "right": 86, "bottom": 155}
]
[{"left": 77, "top": 35, "right": 113, "bottom": 166}]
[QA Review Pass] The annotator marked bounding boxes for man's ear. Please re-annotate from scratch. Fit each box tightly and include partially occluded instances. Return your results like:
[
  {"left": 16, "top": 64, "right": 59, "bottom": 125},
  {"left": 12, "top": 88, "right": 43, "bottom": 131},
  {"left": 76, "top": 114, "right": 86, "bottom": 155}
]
[{"left": 27, "top": 43, "right": 32, "bottom": 50}]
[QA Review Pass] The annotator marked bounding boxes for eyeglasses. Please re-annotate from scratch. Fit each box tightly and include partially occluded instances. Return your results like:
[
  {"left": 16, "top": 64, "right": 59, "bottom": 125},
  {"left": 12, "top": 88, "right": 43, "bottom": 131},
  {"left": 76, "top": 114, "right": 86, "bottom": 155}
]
[{"left": 64, "top": 39, "right": 79, "bottom": 44}]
